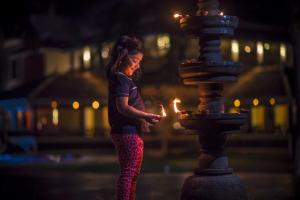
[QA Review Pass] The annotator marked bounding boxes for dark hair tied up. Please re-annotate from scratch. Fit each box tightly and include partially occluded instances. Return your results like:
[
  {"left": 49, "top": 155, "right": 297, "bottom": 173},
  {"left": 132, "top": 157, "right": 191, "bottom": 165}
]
[{"left": 106, "top": 35, "right": 143, "bottom": 80}]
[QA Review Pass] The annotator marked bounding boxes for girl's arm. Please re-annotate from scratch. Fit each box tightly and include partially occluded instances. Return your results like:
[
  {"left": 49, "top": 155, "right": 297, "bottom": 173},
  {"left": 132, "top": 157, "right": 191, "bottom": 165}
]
[{"left": 116, "top": 97, "right": 160, "bottom": 124}]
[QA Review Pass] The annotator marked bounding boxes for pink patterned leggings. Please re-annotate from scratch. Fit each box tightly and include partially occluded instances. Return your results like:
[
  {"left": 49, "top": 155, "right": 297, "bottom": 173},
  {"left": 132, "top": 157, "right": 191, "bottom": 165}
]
[{"left": 111, "top": 133, "right": 144, "bottom": 200}]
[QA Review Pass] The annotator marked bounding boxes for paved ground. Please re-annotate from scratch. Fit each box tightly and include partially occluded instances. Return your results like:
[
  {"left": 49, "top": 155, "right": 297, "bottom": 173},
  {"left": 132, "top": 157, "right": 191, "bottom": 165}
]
[
  {"left": 0, "top": 170, "right": 296, "bottom": 200},
  {"left": 0, "top": 151, "right": 297, "bottom": 200},
  {"left": 0, "top": 134, "right": 297, "bottom": 200}
]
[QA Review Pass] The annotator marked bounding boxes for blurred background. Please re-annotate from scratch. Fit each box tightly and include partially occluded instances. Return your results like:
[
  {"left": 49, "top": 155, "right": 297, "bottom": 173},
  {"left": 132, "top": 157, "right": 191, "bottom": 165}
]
[{"left": 0, "top": 0, "right": 299, "bottom": 199}]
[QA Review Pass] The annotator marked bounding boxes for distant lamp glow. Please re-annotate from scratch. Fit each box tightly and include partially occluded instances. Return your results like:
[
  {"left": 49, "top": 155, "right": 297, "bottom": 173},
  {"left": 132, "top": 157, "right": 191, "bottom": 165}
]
[
  {"left": 269, "top": 98, "right": 276, "bottom": 105},
  {"left": 280, "top": 43, "right": 287, "bottom": 62},
  {"left": 219, "top": 11, "right": 224, "bottom": 16},
  {"left": 264, "top": 43, "right": 270, "bottom": 50},
  {"left": 252, "top": 98, "right": 259, "bottom": 106},
  {"left": 92, "top": 101, "right": 100, "bottom": 110},
  {"left": 233, "top": 99, "right": 241, "bottom": 107},
  {"left": 51, "top": 100, "right": 58, "bottom": 108},
  {"left": 257, "top": 42, "right": 263, "bottom": 54},
  {"left": 244, "top": 46, "right": 251, "bottom": 53},
  {"left": 231, "top": 40, "right": 239, "bottom": 61},
  {"left": 156, "top": 34, "right": 171, "bottom": 57},
  {"left": 73, "top": 101, "right": 80, "bottom": 110},
  {"left": 231, "top": 40, "right": 239, "bottom": 53},
  {"left": 257, "top": 42, "right": 264, "bottom": 64},
  {"left": 83, "top": 47, "right": 91, "bottom": 62},
  {"left": 101, "top": 46, "right": 110, "bottom": 59},
  {"left": 157, "top": 34, "right": 170, "bottom": 49},
  {"left": 52, "top": 108, "right": 59, "bottom": 126}
]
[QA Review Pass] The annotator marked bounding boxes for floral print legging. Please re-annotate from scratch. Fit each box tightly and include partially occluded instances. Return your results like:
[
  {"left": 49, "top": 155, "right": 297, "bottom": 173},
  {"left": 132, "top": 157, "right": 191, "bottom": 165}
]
[{"left": 111, "top": 133, "right": 144, "bottom": 200}]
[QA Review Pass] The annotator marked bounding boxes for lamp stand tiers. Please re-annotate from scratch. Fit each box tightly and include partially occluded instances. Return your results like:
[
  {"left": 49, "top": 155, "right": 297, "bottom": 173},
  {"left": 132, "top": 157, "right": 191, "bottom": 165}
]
[{"left": 178, "top": 0, "right": 248, "bottom": 199}]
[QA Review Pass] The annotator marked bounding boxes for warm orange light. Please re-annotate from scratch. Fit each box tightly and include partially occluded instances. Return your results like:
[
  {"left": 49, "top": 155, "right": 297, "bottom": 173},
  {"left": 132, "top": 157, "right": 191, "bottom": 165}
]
[
  {"left": 73, "top": 101, "right": 80, "bottom": 110},
  {"left": 173, "top": 13, "right": 182, "bottom": 19},
  {"left": 83, "top": 47, "right": 91, "bottom": 62},
  {"left": 92, "top": 101, "right": 100, "bottom": 109},
  {"left": 269, "top": 98, "right": 276, "bottom": 105},
  {"left": 160, "top": 104, "right": 167, "bottom": 117},
  {"left": 173, "top": 98, "right": 182, "bottom": 113},
  {"left": 252, "top": 98, "right": 259, "bottom": 106},
  {"left": 244, "top": 45, "right": 252, "bottom": 53},
  {"left": 233, "top": 99, "right": 241, "bottom": 107},
  {"left": 219, "top": 11, "right": 224, "bottom": 16}
]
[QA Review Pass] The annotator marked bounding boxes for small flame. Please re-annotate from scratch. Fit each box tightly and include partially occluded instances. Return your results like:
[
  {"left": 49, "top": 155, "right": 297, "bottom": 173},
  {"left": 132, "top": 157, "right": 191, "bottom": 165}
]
[
  {"left": 173, "top": 13, "right": 182, "bottom": 19},
  {"left": 219, "top": 11, "right": 224, "bottom": 16},
  {"left": 173, "top": 98, "right": 181, "bottom": 113},
  {"left": 160, "top": 104, "right": 167, "bottom": 117}
]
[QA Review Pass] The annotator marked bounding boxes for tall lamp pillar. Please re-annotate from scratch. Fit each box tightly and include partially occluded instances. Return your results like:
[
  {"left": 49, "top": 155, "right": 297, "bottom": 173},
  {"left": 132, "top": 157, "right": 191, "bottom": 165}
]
[{"left": 177, "top": 0, "right": 248, "bottom": 199}]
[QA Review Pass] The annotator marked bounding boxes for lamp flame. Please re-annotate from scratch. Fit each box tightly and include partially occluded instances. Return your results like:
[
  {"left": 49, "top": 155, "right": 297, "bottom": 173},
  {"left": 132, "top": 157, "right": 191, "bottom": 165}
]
[
  {"left": 173, "top": 98, "right": 181, "bottom": 113},
  {"left": 160, "top": 104, "right": 167, "bottom": 117},
  {"left": 219, "top": 11, "right": 224, "bottom": 16},
  {"left": 173, "top": 13, "right": 182, "bottom": 19}
]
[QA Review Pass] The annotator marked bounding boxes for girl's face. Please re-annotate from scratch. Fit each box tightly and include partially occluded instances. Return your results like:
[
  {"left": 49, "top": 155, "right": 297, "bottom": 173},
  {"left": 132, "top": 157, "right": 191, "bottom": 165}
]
[{"left": 122, "top": 52, "right": 143, "bottom": 77}]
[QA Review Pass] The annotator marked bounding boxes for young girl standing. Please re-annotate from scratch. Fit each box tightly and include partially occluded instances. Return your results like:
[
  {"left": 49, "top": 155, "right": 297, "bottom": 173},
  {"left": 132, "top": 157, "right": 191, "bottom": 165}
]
[{"left": 106, "top": 35, "right": 161, "bottom": 200}]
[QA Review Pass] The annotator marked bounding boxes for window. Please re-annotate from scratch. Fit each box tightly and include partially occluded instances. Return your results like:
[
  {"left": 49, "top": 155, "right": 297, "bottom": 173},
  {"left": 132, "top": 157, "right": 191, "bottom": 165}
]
[
  {"left": 101, "top": 42, "right": 114, "bottom": 66},
  {"left": 52, "top": 108, "right": 59, "bottom": 126},
  {"left": 231, "top": 40, "right": 239, "bottom": 62},
  {"left": 156, "top": 34, "right": 171, "bottom": 56},
  {"left": 144, "top": 34, "right": 171, "bottom": 58},
  {"left": 84, "top": 107, "right": 95, "bottom": 138},
  {"left": 256, "top": 42, "right": 264, "bottom": 64},
  {"left": 101, "top": 43, "right": 112, "bottom": 59},
  {"left": 274, "top": 104, "right": 289, "bottom": 133},
  {"left": 83, "top": 46, "right": 91, "bottom": 69},
  {"left": 251, "top": 105, "right": 265, "bottom": 130},
  {"left": 280, "top": 43, "right": 287, "bottom": 63}
]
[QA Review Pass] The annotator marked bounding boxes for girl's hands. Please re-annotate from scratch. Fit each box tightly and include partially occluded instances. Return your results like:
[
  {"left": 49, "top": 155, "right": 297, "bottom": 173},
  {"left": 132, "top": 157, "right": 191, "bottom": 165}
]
[{"left": 144, "top": 113, "right": 161, "bottom": 124}]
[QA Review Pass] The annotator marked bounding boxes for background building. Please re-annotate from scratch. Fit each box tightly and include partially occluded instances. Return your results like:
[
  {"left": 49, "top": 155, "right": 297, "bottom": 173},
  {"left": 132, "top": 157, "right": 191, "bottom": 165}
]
[{"left": 0, "top": 1, "right": 295, "bottom": 149}]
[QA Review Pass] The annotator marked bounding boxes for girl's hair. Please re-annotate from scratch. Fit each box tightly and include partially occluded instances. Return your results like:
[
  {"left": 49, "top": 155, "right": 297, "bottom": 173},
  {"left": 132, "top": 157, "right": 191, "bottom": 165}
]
[{"left": 106, "top": 35, "right": 143, "bottom": 80}]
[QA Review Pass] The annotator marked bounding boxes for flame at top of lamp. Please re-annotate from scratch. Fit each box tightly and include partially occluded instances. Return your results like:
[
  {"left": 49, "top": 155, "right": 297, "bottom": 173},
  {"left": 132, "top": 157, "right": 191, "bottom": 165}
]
[
  {"left": 173, "top": 98, "right": 181, "bottom": 113},
  {"left": 173, "top": 13, "right": 182, "bottom": 19},
  {"left": 160, "top": 104, "right": 167, "bottom": 117}
]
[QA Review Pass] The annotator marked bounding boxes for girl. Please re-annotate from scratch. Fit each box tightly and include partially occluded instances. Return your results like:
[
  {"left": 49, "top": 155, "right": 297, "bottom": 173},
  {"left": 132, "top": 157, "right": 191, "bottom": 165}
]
[{"left": 106, "top": 35, "right": 161, "bottom": 200}]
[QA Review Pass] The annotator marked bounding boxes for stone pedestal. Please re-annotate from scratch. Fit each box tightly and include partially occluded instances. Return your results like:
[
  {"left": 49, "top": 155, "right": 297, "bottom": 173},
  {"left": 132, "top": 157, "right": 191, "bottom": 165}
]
[{"left": 177, "top": 0, "right": 248, "bottom": 199}]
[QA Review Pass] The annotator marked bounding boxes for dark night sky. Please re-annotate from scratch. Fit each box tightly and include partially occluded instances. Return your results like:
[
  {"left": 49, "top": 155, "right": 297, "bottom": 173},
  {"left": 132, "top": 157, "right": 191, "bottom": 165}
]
[
  {"left": 0, "top": 0, "right": 96, "bottom": 37},
  {"left": 0, "top": 0, "right": 297, "bottom": 38}
]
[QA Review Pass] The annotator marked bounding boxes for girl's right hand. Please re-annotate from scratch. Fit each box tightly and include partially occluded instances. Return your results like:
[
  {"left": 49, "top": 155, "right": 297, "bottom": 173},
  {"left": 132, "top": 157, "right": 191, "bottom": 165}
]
[{"left": 144, "top": 113, "right": 161, "bottom": 124}]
